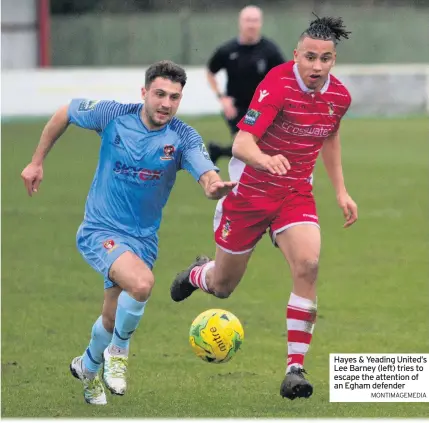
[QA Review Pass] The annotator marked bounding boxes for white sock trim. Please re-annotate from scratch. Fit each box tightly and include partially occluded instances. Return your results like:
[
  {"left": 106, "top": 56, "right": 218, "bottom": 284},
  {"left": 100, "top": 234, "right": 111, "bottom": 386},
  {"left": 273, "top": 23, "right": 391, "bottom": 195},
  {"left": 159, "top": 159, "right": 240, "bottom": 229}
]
[
  {"left": 289, "top": 292, "right": 317, "bottom": 310},
  {"left": 108, "top": 344, "right": 129, "bottom": 357},
  {"left": 287, "top": 318, "right": 315, "bottom": 334},
  {"left": 287, "top": 363, "right": 303, "bottom": 373},
  {"left": 80, "top": 357, "right": 97, "bottom": 379},
  {"left": 200, "top": 261, "right": 215, "bottom": 292}
]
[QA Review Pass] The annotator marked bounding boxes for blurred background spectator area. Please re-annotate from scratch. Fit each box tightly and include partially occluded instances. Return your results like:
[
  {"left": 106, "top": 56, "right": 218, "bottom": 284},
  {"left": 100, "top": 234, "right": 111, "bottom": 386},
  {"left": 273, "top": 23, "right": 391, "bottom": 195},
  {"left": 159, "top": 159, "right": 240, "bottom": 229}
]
[{"left": 2, "top": 0, "right": 429, "bottom": 69}]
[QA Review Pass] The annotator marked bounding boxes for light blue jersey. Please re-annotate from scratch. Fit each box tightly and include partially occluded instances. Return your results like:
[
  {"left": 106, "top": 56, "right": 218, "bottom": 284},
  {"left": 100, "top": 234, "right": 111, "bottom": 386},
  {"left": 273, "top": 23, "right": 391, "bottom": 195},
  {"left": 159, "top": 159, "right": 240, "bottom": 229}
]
[
  {"left": 66, "top": 97, "right": 218, "bottom": 377},
  {"left": 68, "top": 99, "right": 217, "bottom": 238}
]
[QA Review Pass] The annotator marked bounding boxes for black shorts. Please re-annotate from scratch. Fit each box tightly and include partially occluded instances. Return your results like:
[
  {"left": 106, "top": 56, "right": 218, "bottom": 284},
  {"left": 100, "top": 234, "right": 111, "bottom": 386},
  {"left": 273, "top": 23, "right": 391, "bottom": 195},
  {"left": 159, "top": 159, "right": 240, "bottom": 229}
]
[{"left": 223, "top": 107, "right": 248, "bottom": 136}]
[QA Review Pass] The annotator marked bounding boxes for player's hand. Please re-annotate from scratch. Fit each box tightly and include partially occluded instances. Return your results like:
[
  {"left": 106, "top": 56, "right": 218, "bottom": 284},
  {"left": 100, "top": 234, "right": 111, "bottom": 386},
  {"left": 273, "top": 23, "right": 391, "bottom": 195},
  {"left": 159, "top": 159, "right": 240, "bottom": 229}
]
[
  {"left": 221, "top": 97, "right": 237, "bottom": 120},
  {"left": 337, "top": 192, "right": 358, "bottom": 228},
  {"left": 206, "top": 180, "right": 237, "bottom": 200},
  {"left": 21, "top": 162, "right": 44, "bottom": 197},
  {"left": 255, "top": 153, "right": 291, "bottom": 176}
]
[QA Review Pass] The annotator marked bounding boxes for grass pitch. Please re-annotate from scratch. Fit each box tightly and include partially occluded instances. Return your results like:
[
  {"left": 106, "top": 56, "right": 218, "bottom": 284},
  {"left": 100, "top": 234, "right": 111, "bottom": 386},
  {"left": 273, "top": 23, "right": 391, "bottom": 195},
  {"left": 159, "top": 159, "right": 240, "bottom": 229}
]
[{"left": 1, "top": 116, "right": 428, "bottom": 417}]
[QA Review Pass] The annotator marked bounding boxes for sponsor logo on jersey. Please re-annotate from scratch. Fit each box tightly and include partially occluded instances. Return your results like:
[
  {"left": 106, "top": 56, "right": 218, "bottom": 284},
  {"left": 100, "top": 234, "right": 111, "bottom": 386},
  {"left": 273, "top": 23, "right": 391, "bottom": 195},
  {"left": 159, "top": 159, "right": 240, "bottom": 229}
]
[
  {"left": 282, "top": 122, "right": 332, "bottom": 138},
  {"left": 288, "top": 102, "right": 308, "bottom": 110},
  {"left": 113, "top": 161, "right": 164, "bottom": 182},
  {"left": 78, "top": 99, "right": 100, "bottom": 112},
  {"left": 243, "top": 109, "right": 261, "bottom": 126}
]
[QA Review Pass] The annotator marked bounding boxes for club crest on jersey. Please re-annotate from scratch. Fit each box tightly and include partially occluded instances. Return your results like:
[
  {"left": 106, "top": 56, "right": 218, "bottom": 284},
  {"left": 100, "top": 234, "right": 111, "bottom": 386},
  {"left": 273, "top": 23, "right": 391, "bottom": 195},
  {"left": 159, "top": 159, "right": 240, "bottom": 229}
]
[
  {"left": 161, "top": 144, "right": 175, "bottom": 160},
  {"left": 243, "top": 109, "right": 261, "bottom": 126},
  {"left": 328, "top": 102, "right": 335, "bottom": 116},
  {"left": 221, "top": 219, "right": 231, "bottom": 240},
  {"left": 103, "top": 239, "right": 118, "bottom": 253},
  {"left": 78, "top": 99, "right": 100, "bottom": 112}
]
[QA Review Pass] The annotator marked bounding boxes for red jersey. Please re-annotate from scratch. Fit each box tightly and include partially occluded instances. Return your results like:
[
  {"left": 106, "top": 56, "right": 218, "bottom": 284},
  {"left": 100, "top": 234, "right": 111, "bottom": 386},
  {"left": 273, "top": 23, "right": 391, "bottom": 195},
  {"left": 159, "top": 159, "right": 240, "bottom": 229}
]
[{"left": 235, "top": 60, "right": 351, "bottom": 197}]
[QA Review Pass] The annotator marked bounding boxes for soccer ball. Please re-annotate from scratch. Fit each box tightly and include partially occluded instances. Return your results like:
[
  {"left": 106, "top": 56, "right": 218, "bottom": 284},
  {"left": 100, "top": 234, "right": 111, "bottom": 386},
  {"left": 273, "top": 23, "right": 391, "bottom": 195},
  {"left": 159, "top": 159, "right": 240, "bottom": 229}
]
[{"left": 189, "top": 308, "right": 244, "bottom": 363}]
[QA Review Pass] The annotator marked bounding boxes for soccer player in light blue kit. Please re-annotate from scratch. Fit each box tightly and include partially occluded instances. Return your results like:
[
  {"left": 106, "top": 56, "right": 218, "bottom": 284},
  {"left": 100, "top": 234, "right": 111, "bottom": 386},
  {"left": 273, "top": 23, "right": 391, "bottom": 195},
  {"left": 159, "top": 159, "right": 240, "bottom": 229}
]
[{"left": 21, "top": 61, "right": 236, "bottom": 405}]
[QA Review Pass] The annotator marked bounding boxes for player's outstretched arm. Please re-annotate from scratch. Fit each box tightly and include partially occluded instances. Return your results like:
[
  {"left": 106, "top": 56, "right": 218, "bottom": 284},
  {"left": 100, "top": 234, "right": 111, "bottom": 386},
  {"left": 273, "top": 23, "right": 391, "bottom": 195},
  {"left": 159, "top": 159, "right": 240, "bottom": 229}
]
[
  {"left": 232, "top": 130, "right": 291, "bottom": 176},
  {"left": 321, "top": 131, "right": 358, "bottom": 228},
  {"left": 21, "top": 104, "right": 70, "bottom": 196},
  {"left": 199, "top": 170, "right": 237, "bottom": 200}
]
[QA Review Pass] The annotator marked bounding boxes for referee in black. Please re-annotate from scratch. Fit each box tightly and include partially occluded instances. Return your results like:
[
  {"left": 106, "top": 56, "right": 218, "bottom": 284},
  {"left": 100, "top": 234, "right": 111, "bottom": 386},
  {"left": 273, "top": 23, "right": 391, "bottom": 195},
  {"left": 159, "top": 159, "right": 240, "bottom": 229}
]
[{"left": 206, "top": 5, "right": 286, "bottom": 164}]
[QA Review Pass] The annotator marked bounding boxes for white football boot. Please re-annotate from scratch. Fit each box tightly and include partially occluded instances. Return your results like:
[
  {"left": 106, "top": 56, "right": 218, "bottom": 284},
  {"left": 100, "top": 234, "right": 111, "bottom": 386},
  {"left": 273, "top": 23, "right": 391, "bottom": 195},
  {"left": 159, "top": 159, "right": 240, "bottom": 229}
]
[
  {"left": 102, "top": 347, "right": 128, "bottom": 395},
  {"left": 70, "top": 356, "right": 107, "bottom": 405}
]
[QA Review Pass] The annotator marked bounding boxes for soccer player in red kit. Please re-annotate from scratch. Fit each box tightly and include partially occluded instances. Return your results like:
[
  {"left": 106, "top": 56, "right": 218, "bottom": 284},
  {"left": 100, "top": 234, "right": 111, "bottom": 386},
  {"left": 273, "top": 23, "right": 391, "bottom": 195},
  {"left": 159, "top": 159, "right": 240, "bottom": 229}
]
[{"left": 171, "top": 16, "right": 358, "bottom": 400}]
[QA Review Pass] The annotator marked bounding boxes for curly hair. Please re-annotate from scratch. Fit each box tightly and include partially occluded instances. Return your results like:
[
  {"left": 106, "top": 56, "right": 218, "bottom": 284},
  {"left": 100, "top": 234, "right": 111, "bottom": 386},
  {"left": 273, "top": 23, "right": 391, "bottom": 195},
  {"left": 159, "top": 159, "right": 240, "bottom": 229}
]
[{"left": 300, "top": 14, "right": 351, "bottom": 46}]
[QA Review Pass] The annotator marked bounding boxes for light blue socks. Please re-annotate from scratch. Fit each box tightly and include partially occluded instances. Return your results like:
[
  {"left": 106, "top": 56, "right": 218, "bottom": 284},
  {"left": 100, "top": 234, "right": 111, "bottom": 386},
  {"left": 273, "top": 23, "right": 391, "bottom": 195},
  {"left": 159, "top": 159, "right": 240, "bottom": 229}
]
[
  {"left": 82, "top": 315, "right": 113, "bottom": 373},
  {"left": 110, "top": 291, "right": 147, "bottom": 350}
]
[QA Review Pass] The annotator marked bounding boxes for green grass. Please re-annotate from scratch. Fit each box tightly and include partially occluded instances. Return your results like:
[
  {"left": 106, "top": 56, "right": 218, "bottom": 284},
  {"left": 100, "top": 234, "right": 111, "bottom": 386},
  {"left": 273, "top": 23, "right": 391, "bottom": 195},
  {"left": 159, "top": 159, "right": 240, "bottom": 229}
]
[{"left": 1, "top": 115, "right": 429, "bottom": 417}]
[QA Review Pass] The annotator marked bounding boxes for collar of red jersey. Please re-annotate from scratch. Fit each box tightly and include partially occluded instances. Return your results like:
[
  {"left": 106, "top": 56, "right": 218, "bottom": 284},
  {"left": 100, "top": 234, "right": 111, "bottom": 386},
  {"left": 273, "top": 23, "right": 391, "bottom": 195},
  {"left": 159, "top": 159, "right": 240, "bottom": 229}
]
[{"left": 293, "top": 63, "right": 330, "bottom": 95}]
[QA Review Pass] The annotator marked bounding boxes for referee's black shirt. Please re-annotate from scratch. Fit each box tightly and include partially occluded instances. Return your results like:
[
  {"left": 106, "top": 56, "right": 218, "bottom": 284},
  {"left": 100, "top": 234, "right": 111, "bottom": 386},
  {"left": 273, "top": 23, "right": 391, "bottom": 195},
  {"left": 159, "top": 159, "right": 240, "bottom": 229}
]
[{"left": 207, "top": 37, "right": 286, "bottom": 110}]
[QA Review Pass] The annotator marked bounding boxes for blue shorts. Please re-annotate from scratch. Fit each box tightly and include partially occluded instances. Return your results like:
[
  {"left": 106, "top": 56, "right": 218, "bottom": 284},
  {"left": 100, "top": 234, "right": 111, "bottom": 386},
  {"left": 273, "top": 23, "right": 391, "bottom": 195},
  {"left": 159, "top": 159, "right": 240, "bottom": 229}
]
[{"left": 76, "top": 222, "right": 158, "bottom": 289}]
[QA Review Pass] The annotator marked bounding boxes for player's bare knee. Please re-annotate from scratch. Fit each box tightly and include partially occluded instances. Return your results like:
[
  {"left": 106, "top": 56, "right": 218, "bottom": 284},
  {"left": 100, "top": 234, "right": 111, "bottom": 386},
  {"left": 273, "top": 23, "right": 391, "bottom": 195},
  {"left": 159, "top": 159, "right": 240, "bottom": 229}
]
[
  {"left": 128, "top": 273, "right": 155, "bottom": 301},
  {"left": 295, "top": 258, "right": 319, "bottom": 284},
  {"left": 211, "top": 277, "right": 239, "bottom": 299},
  {"left": 212, "top": 287, "right": 233, "bottom": 299},
  {"left": 212, "top": 270, "right": 243, "bottom": 289}
]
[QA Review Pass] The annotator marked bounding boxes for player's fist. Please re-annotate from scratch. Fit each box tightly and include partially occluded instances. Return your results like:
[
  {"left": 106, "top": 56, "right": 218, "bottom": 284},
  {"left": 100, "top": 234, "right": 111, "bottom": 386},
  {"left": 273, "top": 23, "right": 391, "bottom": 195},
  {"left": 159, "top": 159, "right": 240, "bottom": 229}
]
[
  {"left": 221, "top": 97, "right": 237, "bottom": 120},
  {"left": 337, "top": 192, "right": 358, "bottom": 228},
  {"left": 21, "top": 162, "right": 43, "bottom": 197},
  {"left": 256, "top": 153, "right": 291, "bottom": 176},
  {"left": 206, "top": 180, "right": 237, "bottom": 200}
]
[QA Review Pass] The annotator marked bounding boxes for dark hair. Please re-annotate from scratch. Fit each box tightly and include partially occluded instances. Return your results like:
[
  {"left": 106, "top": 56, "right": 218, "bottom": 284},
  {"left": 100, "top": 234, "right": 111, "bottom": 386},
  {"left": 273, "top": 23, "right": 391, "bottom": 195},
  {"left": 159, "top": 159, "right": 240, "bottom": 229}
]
[
  {"left": 145, "top": 60, "right": 187, "bottom": 88},
  {"left": 300, "top": 14, "right": 351, "bottom": 46}
]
